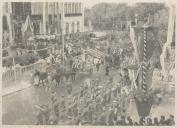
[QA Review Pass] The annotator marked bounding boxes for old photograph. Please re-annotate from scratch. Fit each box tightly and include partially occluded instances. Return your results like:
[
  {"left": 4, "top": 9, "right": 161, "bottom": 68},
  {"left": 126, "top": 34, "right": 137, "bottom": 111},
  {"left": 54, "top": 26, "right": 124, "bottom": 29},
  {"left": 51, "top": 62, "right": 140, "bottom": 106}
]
[{"left": 2, "top": 0, "right": 176, "bottom": 126}]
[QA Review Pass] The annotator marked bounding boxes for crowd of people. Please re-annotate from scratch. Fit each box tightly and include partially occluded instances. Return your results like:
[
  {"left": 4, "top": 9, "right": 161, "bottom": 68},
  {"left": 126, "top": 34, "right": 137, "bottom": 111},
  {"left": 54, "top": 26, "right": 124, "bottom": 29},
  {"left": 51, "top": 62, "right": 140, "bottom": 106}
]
[
  {"left": 33, "top": 32, "right": 174, "bottom": 126},
  {"left": 34, "top": 74, "right": 175, "bottom": 126}
]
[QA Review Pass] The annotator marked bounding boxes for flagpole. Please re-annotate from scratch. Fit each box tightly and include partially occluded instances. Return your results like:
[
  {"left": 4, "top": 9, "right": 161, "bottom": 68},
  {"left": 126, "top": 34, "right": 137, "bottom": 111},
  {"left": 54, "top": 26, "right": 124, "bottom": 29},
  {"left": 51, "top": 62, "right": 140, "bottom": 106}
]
[
  {"left": 13, "top": 57, "right": 16, "bottom": 83},
  {"left": 61, "top": 3, "right": 65, "bottom": 72}
]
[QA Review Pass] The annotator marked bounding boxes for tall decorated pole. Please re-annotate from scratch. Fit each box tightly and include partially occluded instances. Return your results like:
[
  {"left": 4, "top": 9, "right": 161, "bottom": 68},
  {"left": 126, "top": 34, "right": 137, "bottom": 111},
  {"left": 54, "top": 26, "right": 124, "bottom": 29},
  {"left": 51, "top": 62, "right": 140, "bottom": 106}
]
[
  {"left": 134, "top": 25, "right": 154, "bottom": 118},
  {"left": 142, "top": 26, "right": 147, "bottom": 94},
  {"left": 130, "top": 15, "right": 156, "bottom": 118}
]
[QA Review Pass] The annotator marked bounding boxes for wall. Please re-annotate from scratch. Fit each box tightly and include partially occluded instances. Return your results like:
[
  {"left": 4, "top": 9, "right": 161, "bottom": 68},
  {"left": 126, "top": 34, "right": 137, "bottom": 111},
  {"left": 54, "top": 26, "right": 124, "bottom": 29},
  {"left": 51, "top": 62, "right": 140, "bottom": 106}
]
[{"left": 63, "top": 15, "right": 84, "bottom": 34}]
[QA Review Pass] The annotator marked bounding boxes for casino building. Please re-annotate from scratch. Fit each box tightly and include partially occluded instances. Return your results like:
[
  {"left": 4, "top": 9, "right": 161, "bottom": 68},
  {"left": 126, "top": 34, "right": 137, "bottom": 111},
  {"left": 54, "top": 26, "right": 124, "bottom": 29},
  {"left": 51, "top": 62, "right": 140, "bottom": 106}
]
[{"left": 3, "top": 2, "right": 84, "bottom": 43}]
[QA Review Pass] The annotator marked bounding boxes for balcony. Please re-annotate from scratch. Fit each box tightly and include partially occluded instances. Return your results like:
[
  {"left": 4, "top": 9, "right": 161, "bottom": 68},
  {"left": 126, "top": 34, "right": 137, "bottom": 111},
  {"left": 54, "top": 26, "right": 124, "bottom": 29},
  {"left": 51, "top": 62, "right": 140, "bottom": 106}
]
[{"left": 65, "top": 13, "right": 82, "bottom": 17}]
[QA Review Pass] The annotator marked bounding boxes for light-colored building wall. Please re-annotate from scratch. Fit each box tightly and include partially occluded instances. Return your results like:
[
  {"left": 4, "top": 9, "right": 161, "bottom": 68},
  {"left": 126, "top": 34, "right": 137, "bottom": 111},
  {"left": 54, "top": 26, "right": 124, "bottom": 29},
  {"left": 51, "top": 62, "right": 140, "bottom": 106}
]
[
  {"left": 32, "top": 2, "right": 84, "bottom": 35},
  {"left": 63, "top": 16, "right": 84, "bottom": 34},
  {"left": 3, "top": 1, "right": 84, "bottom": 41}
]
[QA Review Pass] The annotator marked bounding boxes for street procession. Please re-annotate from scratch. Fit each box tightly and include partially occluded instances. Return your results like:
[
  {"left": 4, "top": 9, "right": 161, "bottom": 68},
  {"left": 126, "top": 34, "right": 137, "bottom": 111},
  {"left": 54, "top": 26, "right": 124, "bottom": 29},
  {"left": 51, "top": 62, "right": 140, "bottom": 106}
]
[{"left": 2, "top": 1, "right": 175, "bottom": 126}]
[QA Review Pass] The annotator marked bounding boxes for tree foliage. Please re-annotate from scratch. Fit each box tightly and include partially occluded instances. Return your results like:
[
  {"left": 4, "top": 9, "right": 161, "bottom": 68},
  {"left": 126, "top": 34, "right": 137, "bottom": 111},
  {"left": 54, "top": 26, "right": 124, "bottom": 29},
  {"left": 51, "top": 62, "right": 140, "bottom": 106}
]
[{"left": 85, "top": 3, "right": 169, "bottom": 31}]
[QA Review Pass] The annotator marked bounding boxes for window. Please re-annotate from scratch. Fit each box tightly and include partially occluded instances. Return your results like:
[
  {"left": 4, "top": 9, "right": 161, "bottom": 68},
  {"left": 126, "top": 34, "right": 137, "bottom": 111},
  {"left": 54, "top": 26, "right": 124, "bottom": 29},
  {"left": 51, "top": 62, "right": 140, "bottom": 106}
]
[
  {"left": 72, "top": 3, "right": 75, "bottom": 13},
  {"left": 64, "top": 3, "right": 67, "bottom": 14},
  {"left": 66, "top": 22, "right": 69, "bottom": 34},
  {"left": 68, "top": 3, "right": 71, "bottom": 14},
  {"left": 79, "top": 3, "right": 81, "bottom": 13},
  {"left": 75, "top": 3, "right": 78, "bottom": 13},
  {"left": 77, "top": 21, "right": 80, "bottom": 32},
  {"left": 33, "top": 21, "right": 40, "bottom": 34},
  {"left": 72, "top": 22, "right": 75, "bottom": 33}
]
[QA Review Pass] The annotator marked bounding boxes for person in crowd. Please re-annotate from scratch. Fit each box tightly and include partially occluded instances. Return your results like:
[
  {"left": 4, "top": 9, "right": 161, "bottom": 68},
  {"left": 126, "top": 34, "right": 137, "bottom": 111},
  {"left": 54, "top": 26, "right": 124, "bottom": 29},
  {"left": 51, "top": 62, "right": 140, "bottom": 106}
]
[
  {"left": 139, "top": 117, "right": 145, "bottom": 125},
  {"left": 66, "top": 82, "right": 73, "bottom": 95},
  {"left": 96, "top": 61, "right": 101, "bottom": 72},
  {"left": 107, "top": 108, "right": 115, "bottom": 125},
  {"left": 105, "top": 65, "right": 110, "bottom": 76},
  {"left": 166, "top": 115, "right": 175, "bottom": 126},
  {"left": 153, "top": 117, "right": 159, "bottom": 125},
  {"left": 119, "top": 116, "right": 126, "bottom": 125},
  {"left": 42, "top": 104, "right": 50, "bottom": 125},
  {"left": 50, "top": 91, "right": 57, "bottom": 104},
  {"left": 169, "top": 115, "right": 175, "bottom": 126},
  {"left": 159, "top": 115, "right": 166, "bottom": 125},
  {"left": 134, "top": 122, "right": 139, "bottom": 125},
  {"left": 35, "top": 105, "right": 44, "bottom": 125},
  {"left": 53, "top": 99, "right": 59, "bottom": 118},
  {"left": 127, "top": 116, "right": 133, "bottom": 125},
  {"left": 49, "top": 112, "right": 58, "bottom": 125},
  {"left": 81, "top": 105, "right": 93, "bottom": 124},
  {"left": 146, "top": 117, "right": 153, "bottom": 126},
  {"left": 97, "top": 109, "right": 107, "bottom": 125}
]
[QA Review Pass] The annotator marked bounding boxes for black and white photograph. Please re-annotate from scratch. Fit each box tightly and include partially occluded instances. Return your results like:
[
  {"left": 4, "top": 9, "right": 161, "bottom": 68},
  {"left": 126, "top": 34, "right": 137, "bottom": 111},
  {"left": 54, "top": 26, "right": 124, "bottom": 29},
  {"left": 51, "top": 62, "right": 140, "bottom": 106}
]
[{"left": 1, "top": 0, "right": 176, "bottom": 126}]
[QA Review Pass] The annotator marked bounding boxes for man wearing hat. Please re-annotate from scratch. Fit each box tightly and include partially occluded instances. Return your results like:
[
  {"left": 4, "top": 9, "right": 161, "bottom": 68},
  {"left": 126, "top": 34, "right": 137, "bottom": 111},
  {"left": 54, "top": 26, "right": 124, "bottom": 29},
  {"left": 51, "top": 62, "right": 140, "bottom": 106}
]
[
  {"left": 105, "top": 65, "right": 110, "bottom": 76},
  {"left": 66, "top": 81, "right": 73, "bottom": 95},
  {"left": 107, "top": 108, "right": 115, "bottom": 125},
  {"left": 81, "top": 105, "right": 93, "bottom": 124},
  {"left": 97, "top": 108, "right": 107, "bottom": 125}
]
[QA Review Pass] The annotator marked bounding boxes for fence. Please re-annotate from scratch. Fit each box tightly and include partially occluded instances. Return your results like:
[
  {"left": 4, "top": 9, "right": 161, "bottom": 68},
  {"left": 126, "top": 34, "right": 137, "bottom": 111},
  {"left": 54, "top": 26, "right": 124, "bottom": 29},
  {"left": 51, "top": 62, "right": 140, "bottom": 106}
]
[{"left": 2, "top": 60, "right": 47, "bottom": 84}]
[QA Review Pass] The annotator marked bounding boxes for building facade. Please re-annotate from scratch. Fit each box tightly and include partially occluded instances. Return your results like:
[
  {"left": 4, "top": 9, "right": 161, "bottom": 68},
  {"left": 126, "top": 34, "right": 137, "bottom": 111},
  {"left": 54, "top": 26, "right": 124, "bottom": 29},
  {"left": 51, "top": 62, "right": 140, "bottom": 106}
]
[{"left": 3, "top": 2, "right": 84, "bottom": 43}]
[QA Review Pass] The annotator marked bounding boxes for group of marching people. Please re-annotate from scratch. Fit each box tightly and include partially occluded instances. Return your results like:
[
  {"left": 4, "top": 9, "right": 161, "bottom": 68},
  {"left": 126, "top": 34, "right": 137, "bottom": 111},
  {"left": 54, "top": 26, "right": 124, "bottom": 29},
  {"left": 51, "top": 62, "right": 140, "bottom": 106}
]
[
  {"left": 35, "top": 71, "right": 131, "bottom": 125},
  {"left": 35, "top": 72, "right": 175, "bottom": 126}
]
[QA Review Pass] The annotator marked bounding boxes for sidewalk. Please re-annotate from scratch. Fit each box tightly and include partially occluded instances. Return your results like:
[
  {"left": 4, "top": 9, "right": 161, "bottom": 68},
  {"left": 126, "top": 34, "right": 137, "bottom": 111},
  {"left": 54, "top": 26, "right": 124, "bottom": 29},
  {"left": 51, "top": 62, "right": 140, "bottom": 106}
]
[{"left": 2, "top": 81, "right": 32, "bottom": 97}]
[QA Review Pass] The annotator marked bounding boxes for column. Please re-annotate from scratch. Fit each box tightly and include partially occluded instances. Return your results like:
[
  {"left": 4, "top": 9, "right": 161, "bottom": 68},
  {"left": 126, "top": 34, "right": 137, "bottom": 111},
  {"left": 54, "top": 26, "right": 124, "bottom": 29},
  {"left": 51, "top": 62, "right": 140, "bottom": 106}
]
[
  {"left": 66, "top": 3, "right": 69, "bottom": 14},
  {"left": 43, "top": 2, "right": 46, "bottom": 34},
  {"left": 81, "top": 2, "right": 84, "bottom": 32},
  {"left": 71, "top": 3, "right": 73, "bottom": 13},
  {"left": 7, "top": 2, "right": 13, "bottom": 43},
  {"left": 47, "top": 2, "right": 51, "bottom": 34},
  {"left": 167, "top": 5, "right": 175, "bottom": 47},
  {"left": 75, "top": 3, "right": 78, "bottom": 13},
  {"left": 61, "top": 3, "right": 65, "bottom": 34},
  {"left": 56, "top": 2, "right": 60, "bottom": 34},
  {"left": 74, "top": 3, "right": 76, "bottom": 13},
  {"left": 61, "top": 3, "right": 65, "bottom": 66},
  {"left": 79, "top": 2, "right": 81, "bottom": 13},
  {"left": 72, "top": 3, "right": 75, "bottom": 13}
]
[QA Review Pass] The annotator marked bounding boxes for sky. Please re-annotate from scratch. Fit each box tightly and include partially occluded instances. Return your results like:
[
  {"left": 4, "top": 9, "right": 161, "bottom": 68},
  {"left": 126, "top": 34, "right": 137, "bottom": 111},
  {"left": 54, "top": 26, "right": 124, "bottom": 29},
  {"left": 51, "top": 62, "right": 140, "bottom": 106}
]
[
  {"left": 83, "top": 0, "right": 135, "bottom": 8},
  {"left": 81, "top": 0, "right": 169, "bottom": 8}
]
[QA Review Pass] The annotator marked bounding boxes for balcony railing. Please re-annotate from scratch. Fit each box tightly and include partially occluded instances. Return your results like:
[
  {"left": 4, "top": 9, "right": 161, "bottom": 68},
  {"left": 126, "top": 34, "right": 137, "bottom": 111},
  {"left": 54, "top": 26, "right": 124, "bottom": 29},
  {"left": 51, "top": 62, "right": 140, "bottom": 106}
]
[{"left": 65, "top": 13, "right": 82, "bottom": 17}]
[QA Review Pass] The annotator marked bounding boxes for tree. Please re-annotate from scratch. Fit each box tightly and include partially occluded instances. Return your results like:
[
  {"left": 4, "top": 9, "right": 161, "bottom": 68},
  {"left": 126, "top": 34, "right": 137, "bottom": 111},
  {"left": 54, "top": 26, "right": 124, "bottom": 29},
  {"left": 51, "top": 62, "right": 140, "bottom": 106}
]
[{"left": 85, "top": 3, "right": 168, "bottom": 31}]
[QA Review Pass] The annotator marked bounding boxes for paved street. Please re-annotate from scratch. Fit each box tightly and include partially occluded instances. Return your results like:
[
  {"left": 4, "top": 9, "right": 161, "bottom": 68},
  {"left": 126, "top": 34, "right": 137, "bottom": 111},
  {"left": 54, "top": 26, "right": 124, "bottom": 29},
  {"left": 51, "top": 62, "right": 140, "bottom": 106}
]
[
  {"left": 2, "top": 64, "right": 174, "bottom": 124},
  {"left": 2, "top": 64, "right": 119, "bottom": 124}
]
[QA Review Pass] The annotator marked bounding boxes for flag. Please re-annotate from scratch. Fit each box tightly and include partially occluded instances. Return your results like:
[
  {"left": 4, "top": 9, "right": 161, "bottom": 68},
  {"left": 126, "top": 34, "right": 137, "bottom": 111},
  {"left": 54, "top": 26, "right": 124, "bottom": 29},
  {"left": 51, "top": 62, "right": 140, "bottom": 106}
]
[
  {"left": 135, "top": 96, "right": 153, "bottom": 117},
  {"left": 134, "top": 65, "right": 142, "bottom": 89}
]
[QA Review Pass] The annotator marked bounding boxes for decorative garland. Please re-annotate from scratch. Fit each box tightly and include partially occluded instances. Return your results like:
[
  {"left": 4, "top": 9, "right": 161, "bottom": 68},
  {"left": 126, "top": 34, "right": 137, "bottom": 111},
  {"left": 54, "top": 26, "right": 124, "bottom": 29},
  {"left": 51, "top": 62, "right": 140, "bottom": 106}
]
[{"left": 16, "top": 44, "right": 55, "bottom": 52}]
